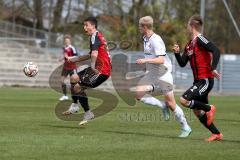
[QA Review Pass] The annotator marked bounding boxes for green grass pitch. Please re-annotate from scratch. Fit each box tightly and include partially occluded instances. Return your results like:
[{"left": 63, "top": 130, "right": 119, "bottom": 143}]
[{"left": 0, "top": 87, "right": 240, "bottom": 160}]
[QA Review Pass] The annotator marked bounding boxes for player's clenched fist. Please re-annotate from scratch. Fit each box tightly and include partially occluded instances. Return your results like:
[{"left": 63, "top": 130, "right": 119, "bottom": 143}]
[{"left": 172, "top": 44, "right": 180, "bottom": 53}]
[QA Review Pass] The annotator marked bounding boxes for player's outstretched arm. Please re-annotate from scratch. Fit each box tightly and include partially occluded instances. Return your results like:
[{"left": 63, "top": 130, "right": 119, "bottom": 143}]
[
  {"left": 136, "top": 56, "right": 164, "bottom": 64},
  {"left": 172, "top": 44, "right": 189, "bottom": 67},
  {"left": 67, "top": 55, "right": 91, "bottom": 62}
]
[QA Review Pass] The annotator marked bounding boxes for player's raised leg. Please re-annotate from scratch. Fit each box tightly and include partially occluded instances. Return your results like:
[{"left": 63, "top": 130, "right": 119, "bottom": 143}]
[
  {"left": 193, "top": 110, "right": 223, "bottom": 142},
  {"left": 136, "top": 84, "right": 170, "bottom": 121},
  {"left": 180, "top": 96, "right": 222, "bottom": 141},
  {"left": 74, "top": 81, "right": 95, "bottom": 125},
  {"left": 180, "top": 96, "right": 215, "bottom": 126}
]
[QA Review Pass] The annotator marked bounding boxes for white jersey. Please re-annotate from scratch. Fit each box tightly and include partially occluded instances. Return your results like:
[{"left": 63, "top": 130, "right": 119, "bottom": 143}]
[{"left": 143, "top": 33, "right": 172, "bottom": 77}]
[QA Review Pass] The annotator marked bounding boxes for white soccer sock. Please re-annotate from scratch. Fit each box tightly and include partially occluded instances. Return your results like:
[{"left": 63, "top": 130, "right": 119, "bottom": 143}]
[
  {"left": 140, "top": 95, "right": 166, "bottom": 109},
  {"left": 173, "top": 105, "right": 190, "bottom": 130}
]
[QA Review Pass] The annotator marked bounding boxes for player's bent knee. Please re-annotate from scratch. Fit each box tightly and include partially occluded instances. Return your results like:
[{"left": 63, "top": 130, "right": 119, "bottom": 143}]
[
  {"left": 136, "top": 89, "right": 146, "bottom": 100},
  {"left": 73, "top": 83, "right": 81, "bottom": 93},
  {"left": 135, "top": 86, "right": 147, "bottom": 100},
  {"left": 135, "top": 97, "right": 141, "bottom": 101},
  {"left": 166, "top": 101, "right": 176, "bottom": 109},
  {"left": 180, "top": 97, "right": 189, "bottom": 107},
  {"left": 135, "top": 93, "right": 143, "bottom": 101},
  {"left": 70, "top": 74, "right": 79, "bottom": 83},
  {"left": 193, "top": 109, "right": 205, "bottom": 118}
]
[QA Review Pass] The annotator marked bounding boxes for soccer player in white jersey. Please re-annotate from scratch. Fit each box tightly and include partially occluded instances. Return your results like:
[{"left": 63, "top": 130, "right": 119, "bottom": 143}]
[{"left": 135, "top": 16, "right": 192, "bottom": 137}]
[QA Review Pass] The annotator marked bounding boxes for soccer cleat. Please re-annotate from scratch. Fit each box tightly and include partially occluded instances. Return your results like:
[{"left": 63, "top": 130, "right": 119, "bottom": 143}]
[
  {"left": 178, "top": 128, "right": 192, "bottom": 138},
  {"left": 59, "top": 95, "right": 69, "bottom": 101},
  {"left": 62, "top": 103, "right": 79, "bottom": 115},
  {"left": 79, "top": 111, "right": 94, "bottom": 125},
  {"left": 79, "top": 120, "right": 88, "bottom": 125},
  {"left": 206, "top": 105, "right": 216, "bottom": 126},
  {"left": 162, "top": 106, "right": 170, "bottom": 121},
  {"left": 205, "top": 133, "right": 223, "bottom": 142}
]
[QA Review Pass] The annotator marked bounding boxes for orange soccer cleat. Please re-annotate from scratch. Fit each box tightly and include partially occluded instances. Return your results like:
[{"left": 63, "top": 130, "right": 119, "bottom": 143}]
[
  {"left": 206, "top": 105, "right": 216, "bottom": 126},
  {"left": 205, "top": 133, "right": 223, "bottom": 142}
]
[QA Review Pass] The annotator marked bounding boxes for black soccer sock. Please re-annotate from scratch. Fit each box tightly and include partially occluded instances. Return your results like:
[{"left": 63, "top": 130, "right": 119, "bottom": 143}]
[
  {"left": 79, "top": 96, "right": 90, "bottom": 112},
  {"left": 62, "top": 83, "right": 67, "bottom": 95},
  {"left": 199, "top": 113, "right": 220, "bottom": 134},
  {"left": 189, "top": 100, "right": 211, "bottom": 112},
  {"left": 70, "top": 82, "right": 78, "bottom": 103}
]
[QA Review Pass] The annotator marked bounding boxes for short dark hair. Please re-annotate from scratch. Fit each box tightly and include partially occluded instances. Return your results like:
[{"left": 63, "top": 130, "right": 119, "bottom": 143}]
[
  {"left": 64, "top": 34, "right": 71, "bottom": 40},
  {"left": 84, "top": 17, "right": 98, "bottom": 29},
  {"left": 189, "top": 15, "right": 203, "bottom": 31}
]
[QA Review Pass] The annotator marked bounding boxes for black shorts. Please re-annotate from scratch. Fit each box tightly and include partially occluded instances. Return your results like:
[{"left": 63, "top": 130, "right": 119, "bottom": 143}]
[
  {"left": 77, "top": 67, "right": 109, "bottom": 88},
  {"left": 182, "top": 78, "right": 214, "bottom": 103},
  {"left": 61, "top": 68, "right": 77, "bottom": 77}
]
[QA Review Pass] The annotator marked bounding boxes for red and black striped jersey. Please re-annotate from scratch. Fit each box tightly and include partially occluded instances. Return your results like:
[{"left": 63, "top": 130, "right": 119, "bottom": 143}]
[
  {"left": 63, "top": 45, "right": 77, "bottom": 70},
  {"left": 89, "top": 31, "right": 111, "bottom": 76},
  {"left": 175, "top": 34, "right": 220, "bottom": 80}
]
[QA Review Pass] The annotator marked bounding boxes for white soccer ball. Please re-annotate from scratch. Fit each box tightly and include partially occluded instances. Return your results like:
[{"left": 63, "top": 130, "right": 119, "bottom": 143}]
[{"left": 23, "top": 62, "right": 38, "bottom": 77}]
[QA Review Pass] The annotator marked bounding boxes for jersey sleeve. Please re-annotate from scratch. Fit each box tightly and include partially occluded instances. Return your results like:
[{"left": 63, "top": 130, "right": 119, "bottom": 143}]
[
  {"left": 197, "top": 35, "right": 220, "bottom": 70},
  {"left": 70, "top": 46, "right": 78, "bottom": 56},
  {"left": 152, "top": 38, "right": 166, "bottom": 56},
  {"left": 91, "top": 34, "right": 101, "bottom": 51},
  {"left": 63, "top": 47, "right": 67, "bottom": 57},
  {"left": 174, "top": 45, "right": 189, "bottom": 67}
]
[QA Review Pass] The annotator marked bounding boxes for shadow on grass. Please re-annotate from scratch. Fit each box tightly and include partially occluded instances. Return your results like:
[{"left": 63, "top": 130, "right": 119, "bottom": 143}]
[
  {"left": 102, "top": 130, "right": 197, "bottom": 140},
  {"left": 102, "top": 130, "right": 240, "bottom": 144},
  {"left": 216, "top": 118, "right": 240, "bottom": 123},
  {"left": 41, "top": 124, "right": 86, "bottom": 129}
]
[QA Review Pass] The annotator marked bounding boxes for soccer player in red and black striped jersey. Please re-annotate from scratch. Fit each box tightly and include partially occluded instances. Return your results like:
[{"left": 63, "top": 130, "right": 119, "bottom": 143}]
[
  {"left": 59, "top": 35, "right": 78, "bottom": 101},
  {"left": 62, "top": 17, "right": 111, "bottom": 125},
  {"left": 173, "top": 15, "right": 223, "bottom": 142}
]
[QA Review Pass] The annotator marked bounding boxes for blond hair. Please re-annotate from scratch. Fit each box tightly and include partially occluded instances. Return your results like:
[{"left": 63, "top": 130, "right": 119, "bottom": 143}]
[{"left": 139, "top": 16, "right": 154, "bottom": 29}]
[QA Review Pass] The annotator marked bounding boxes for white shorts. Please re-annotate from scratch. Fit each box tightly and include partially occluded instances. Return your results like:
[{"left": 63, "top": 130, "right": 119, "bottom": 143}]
[{"left": 138, "top": 72, "right": 173, "bottom": 95}]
